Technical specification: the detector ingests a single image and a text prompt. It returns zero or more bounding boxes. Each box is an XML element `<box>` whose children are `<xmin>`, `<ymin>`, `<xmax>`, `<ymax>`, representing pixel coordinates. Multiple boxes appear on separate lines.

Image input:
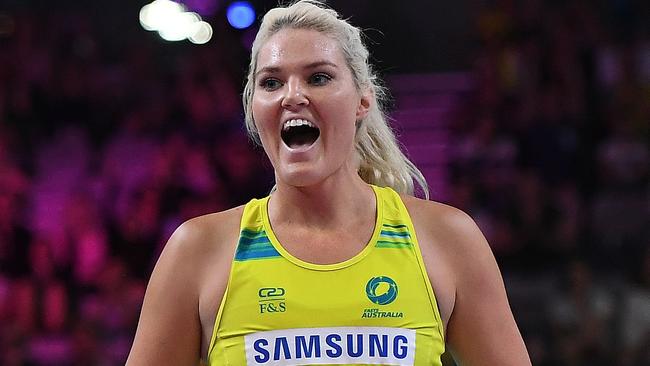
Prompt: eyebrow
<box><xmin>255</xmin><ymin>60</ymin><xmax>339</xmax><ymax>78</ymax></box>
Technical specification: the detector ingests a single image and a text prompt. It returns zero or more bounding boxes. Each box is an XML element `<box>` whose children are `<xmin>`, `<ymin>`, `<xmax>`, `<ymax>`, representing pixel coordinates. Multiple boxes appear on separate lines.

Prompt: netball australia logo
<box><xmin>365</xmin><ymin>276</ymin><xmax>398</xmax><ymax>305</ymax></box>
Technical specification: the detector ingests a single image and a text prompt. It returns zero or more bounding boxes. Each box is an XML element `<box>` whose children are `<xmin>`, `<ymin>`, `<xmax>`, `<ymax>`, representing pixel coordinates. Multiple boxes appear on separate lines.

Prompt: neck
<box><xmin>269</xmin><ymin>171</ymin><xmax>375</xmax><ymax>230</ymax></box>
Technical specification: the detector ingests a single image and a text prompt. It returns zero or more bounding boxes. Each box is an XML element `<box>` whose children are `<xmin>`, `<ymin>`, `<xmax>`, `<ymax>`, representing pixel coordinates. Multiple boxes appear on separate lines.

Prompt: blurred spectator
<box><xmin>27</xmin><ymin>280</ymin><xmax>73</xmax><ymax>365</ymax></box>
<box><xmin>548</xmin><ymin>260</ymin><xmax>615</xmax><ymax>365</ymax></box>
<box><xmin>620</xmin><ymin>247</ymin><xmax>650</xmax><ymax>366</ymax></box>
<box><xmin>0</xmin><ymin>131</ymin><xmax>31</xmax><ymax>277</ymax></box>
<box><xmin>78</xmin><ymin>258</ymin><xmax>144</xmax><ymax>364</ymax></box>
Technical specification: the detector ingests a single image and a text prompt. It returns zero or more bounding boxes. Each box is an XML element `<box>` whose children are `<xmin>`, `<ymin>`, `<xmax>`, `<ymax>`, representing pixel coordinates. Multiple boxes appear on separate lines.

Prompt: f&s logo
<box><xmin>365</xmin><ymin>276</ymin><xmax>398</xmax><ymax>305</ymax></box>
<box><xmin>258</xmin><ymin>287</ymin><xmax>286</xmax><ymax>314</ymax></box>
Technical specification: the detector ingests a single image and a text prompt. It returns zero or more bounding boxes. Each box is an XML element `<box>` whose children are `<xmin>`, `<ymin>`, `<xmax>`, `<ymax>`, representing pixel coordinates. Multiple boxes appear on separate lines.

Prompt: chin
<box><xmin>276</xmin><ymin>160</ymin><xmax>357</xmax><ymax>190</ymax></box>
<box><xmin>276</xmin><ymin>168</ymin><xmax>325</xmax><ymax>189</ymax></box>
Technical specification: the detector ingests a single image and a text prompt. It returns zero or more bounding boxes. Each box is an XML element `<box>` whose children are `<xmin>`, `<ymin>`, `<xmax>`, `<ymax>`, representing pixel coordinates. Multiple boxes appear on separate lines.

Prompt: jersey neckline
<box><xmin>260</xmin><ymin>185</ymin><xmax>384</xmax><ymax>271</ymax></box>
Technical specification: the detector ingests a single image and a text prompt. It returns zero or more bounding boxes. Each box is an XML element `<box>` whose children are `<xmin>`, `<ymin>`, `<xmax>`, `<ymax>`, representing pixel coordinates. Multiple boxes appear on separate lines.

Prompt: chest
<box><xmin>272</xmin><ymin>225</ymin><xmax>375</xmax><ymax>265</ymax></box>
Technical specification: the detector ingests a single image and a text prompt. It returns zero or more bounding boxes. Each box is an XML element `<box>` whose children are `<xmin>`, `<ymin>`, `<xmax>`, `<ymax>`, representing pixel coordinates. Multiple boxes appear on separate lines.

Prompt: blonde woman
<box><xmin>127</xmin><ymin>1</ymin><xmax>531</xmax><ymax>365</ymax></box>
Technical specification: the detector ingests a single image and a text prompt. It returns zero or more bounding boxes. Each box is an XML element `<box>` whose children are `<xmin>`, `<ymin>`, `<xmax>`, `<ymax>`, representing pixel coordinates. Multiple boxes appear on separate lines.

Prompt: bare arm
<box><xmin>126</xmin><ymin>221</ymin><xmax>203</xmax><ymax>365</ymax></box>
<box><xmin>443</xmin><ymin>209</ymin><xmax>531</xmax><ymax>365</ymax></box>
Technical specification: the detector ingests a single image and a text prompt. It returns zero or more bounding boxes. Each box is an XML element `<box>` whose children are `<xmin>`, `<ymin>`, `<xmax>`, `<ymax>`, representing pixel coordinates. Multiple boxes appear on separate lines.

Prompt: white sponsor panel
<box><xmin>244</xmin><ymin>326</ymin><xmax>415</xmax><ymax>365</ymax></box>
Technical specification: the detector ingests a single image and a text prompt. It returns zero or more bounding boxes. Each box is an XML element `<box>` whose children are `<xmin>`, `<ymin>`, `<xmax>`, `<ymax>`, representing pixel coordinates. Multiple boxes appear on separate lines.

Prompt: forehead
<box><xmin>256</xmin><ymin>28</ymin><xmax>346</xmax><ymax>69</ymax></box>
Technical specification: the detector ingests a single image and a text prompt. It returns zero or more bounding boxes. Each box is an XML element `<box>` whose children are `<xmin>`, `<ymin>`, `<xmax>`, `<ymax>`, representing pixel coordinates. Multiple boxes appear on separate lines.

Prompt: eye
<box><xmin>309</xmin><ymin>73</ymin><xmax>332</xmax><ymax>86</ymax></box>
<box><xmin>259</xmin><ymin>78</ymin><xmax>282</xmax><ymax>91</ymax></box>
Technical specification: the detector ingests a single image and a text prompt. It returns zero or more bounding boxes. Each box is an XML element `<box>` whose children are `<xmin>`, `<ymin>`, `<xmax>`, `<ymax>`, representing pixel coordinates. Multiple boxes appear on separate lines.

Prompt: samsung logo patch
<box><xmin>244</xmin><ymin>326</ymin><xmax>415</xmax><ymax>365</ymax></box>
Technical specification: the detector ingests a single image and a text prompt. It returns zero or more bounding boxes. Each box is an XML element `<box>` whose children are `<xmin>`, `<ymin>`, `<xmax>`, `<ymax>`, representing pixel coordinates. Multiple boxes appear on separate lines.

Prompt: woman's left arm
<box><xmin>441</xmin><ymin>209</ymin><xmax>531</xmax><ymax>365</ymax></box>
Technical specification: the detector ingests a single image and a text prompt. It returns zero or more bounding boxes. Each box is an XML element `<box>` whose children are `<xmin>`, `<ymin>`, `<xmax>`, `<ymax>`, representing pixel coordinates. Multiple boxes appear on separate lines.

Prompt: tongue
<box><xmin>289</xmin><ymin>134</ymin><xmax>316</xmax><ymax>149</ymax></box>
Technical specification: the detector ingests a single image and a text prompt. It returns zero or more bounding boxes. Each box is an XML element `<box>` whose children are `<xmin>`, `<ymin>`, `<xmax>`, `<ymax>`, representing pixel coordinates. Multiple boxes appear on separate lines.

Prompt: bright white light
<box><xmin>188</xmin><ymin>21</ymin><xmax>213</xmax><ymax>44</ymax></box>
<box><xmin>139</xmin><ymin>4</ymin><xmax>154</xmax><ymax>30</ymax></box>
<box><xmin>139</xmin><ymin>0</ymin><xmax>185</xmax><ymax>32</ymax></box>
<box><xmin>140</xmin><ymin>0</ymin><xmax>213</xmax><ymax>43</ymax></box>
<box><xmin>158</xmin><ymin>11</ymin><xmax>201</xmax><ymax>41</ymax></box>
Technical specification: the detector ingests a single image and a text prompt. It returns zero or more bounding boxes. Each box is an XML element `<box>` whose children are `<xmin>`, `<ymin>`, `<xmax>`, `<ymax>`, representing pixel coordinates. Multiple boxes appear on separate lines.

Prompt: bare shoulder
<box><xmin>153</xmin><ymin>206</ymin><xmax>244</xmax><ymax>287</ymax></box>
<box><xmin>126</xmin><ymin>205</ymin><xmax>245</xmax><ymax>365</ymax></box>
<box><xmin>400</xmin><ymin>195</ymin><xmax>505</xmax><ymax>307</ymax></box>
<box><xmin>167</xmin><ymin>205</ymin><xmax>245</xmax><ymax>257</ymax></box>
<box><xmin>400</xmin><ymin>195</ymin><xmax>491</xmax><ymax>330</ymax></box>
<box><xmin>401</xmin><ymin>195</ymin><xmax>489</xmax><ymax>261</ymax></box>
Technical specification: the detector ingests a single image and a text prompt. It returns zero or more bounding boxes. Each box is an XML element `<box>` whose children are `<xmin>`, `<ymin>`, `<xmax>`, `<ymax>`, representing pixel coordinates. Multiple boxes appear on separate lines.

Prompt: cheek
<box><xmin>325</xmin><ymin>94</ymin><xmax>361</xmax><ymax>136</ymax></box>
<box><xmin>252</xmin><ymin>98</ymin><xmax>274</xmax><ymax>137</ymax></box>
<box><xmin>251</xmin><ymin>100</ymin><xmax>279</xmax><ymax>161</ymax></box>
<box><xmin>325</xmin><ymin>115</ymin><xmax>357</xmax><ymax>156</ymax></box>
<box><xmin>251</xmin><ymin>97</ymin><xmax>263</xmax><ymax>127</ymax></box>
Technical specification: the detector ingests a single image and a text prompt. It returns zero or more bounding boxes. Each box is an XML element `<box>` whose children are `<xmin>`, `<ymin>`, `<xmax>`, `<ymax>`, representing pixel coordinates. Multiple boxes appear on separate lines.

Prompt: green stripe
<box><xmin>238</xmin><ymin>242</ymin><xmax>274</xmax><ymax>251</ymax></box>
<box><xmin>240</xmin><ymin>228</ymin><xmax>265</xmax><ymax>238</ymax></box>
<box><xmin>376</xmin><ymin>240</ymin><xmax>411</xmax><ymax>248</ymax></box>
<box><xmin>235</xmin><ymin>229</ymin><xmax>281</xmax><ymax>261</ymax></box>
<box><xmin>376</xmin><ymin>236</ymin><xmax>411</xmax><ymax>243</ymax></box>
<box><xmin>382</xmin><ymin>223</ymin><xmax>408</xmax><ymax>229</ymax></box>
<box><xmin>235</xmin><ymin>247</ymin><xmax>281</xmax><ymax>261</ymax></box>
<box><xmin>380</xmin><ymin>230</ymin><xmax>411</xmax><ymax>238</ymax></box>
<box><xmin>381</xmin><ymin>228</ymin><xmax>410</xmax><ymax>234</ymax></box>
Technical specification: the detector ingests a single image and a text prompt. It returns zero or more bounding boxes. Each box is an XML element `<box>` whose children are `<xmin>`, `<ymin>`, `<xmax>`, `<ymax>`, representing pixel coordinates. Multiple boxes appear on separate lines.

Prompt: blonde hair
<box><xmin>242</xmin><ymin>0</ymin><xmax>429</xmax><ymax>198</ymax></box>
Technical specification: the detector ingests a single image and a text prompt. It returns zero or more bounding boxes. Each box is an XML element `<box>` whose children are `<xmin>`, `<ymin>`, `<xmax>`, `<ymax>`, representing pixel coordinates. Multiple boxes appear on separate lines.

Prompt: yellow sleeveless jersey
<box><xmin>207</xmin><ymin>185</ymin><xmax>445</xmax><ymax>365</ymax></box>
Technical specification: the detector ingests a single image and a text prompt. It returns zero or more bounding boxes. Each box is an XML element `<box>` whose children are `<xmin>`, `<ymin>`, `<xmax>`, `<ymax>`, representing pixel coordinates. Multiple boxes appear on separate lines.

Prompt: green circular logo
<box><xmin>365</xmin><ymin>276</ymin><xmax>398</xmax><ymax>305</ymax></box>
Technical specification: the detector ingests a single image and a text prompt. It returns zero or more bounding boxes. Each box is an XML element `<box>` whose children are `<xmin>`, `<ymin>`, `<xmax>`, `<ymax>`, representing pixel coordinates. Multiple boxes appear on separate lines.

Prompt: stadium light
<box><xmin>139</xmin><ymin>0</ymin><xmax>213</xmax><ymax>44</ymax></box>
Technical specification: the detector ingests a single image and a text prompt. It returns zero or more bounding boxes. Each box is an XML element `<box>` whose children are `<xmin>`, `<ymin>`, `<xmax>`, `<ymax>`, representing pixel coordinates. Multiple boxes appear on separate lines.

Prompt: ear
<box><xmin>355</xmin><ymin>88</ymin><xmax>372</xmax><ymax>120</ymax></box>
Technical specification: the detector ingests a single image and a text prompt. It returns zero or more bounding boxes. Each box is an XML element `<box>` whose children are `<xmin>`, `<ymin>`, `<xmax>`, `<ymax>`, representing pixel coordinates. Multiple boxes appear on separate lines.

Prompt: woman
<box><xmin>127</xmin><ymin>1</ymin><xmax>531</xmax><ymax>365</ymax></box>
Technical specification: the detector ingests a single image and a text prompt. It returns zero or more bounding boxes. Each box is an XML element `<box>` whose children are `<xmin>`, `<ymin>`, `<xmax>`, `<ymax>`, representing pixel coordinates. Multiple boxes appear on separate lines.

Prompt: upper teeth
<box><xmin>283</xmin><ymin>119</ymin><xmax>315</xmax><ymax>131</ymax></box>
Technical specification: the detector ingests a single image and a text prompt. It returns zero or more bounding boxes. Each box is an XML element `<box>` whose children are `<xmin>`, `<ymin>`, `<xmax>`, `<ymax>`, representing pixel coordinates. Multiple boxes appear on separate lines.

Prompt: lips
<box><xmin>281</xmin><ymin>118</ymin><xmax>320</xmax><ymax>149</ymax></box>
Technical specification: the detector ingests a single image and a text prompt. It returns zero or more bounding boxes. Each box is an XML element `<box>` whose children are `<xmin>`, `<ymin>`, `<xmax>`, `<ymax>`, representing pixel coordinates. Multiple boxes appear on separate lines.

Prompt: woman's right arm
<box><xmin>126</xmin><ymin>220</ymin><xmax>204</xmax><ymax>365</ymax></box>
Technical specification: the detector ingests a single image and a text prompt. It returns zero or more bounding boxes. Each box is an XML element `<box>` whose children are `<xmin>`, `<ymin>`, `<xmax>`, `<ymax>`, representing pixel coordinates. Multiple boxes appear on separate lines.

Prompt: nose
<box><xmin>281</xmin><ymin>79</ymin><xmax>308</xmax><ymax>109</ymax></box>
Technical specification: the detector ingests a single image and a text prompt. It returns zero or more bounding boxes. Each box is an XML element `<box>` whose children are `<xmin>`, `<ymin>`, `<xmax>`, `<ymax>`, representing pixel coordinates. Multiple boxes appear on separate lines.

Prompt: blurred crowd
<box><xmin>0</xmin><ymin>6</ymin><xmax>273</xmax><ymax>365</ymax></box>
<box><xmin>0</xmin><ymin>0</ymin><xmax>648</xmax><ymax>365</ymax></box>
<box><xmin>446</xmin><ymin>0</ymin><xmax>648</xmax><ymax>365</ymax></box>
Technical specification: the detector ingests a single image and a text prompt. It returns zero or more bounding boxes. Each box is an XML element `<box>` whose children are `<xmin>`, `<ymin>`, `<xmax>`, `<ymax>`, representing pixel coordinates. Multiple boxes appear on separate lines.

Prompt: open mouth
<box><xmin>281</xmin><ymin>119</ymin><xmax>320</xmax><ymax>149</ymax></box>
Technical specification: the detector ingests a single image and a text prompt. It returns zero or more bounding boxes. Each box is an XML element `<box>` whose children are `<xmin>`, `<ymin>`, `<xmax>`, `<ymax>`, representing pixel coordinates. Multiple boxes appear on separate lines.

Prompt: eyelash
<box><xmin>309</xmin><ymin>73</ymin><xmax>332</xmax><ymax>86</ymax></box>
<box><xmin>260</xmin><ymin>78</ymin><xmax>281</xmax><ymax>91</ymax></box>
<box><xmin>258</xmin><ymin>73</ymin><xmax>333</xmax><ymax>91</ymax></box>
